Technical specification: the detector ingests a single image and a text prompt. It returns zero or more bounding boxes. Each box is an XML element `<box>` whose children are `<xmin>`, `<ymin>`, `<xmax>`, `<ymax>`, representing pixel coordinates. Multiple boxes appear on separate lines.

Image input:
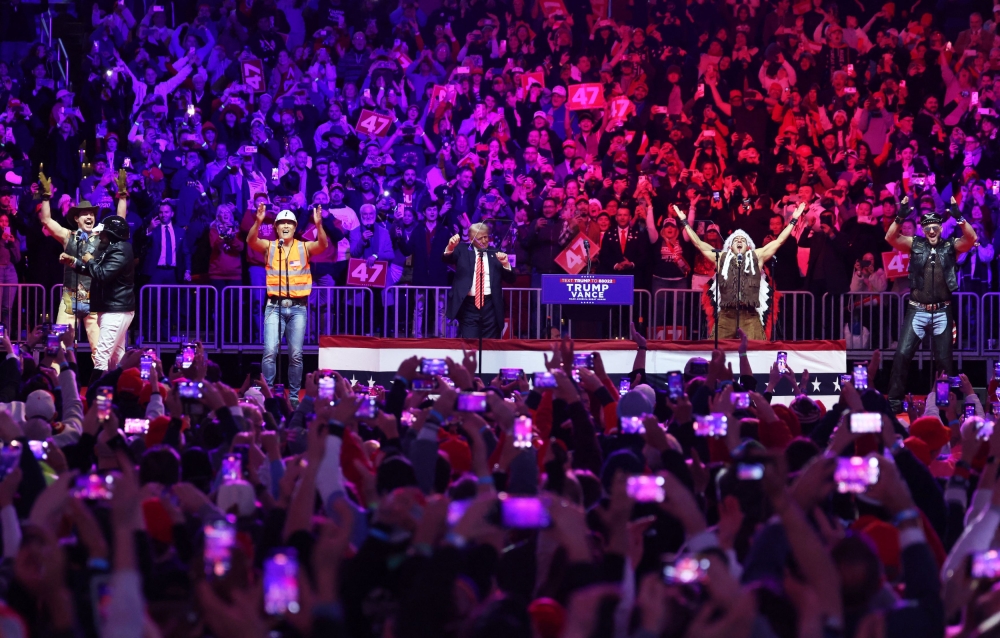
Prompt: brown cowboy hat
<box><xmin>68</xmin><ymin>200</ymin><xmax>99</xmax><ymax>216</ymax></box>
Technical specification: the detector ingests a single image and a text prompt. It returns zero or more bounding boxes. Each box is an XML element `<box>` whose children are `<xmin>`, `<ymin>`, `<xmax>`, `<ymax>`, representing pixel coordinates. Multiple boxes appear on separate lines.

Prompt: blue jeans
<box><xmin>263</xmin><ymin>301</ymin><xmax>307</xmax><ymax>405</ymax></box>
<box><xmin>888</xmin><ymin>304</ymin><xmax>953</xmax><ymax>400</ymax></box>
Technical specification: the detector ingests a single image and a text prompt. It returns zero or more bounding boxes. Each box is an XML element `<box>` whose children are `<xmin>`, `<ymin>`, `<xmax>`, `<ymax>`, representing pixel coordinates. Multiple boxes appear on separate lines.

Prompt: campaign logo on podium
<box><xmin>541</xmin><ymin>274</ymin><xmax>634</xmax><ymax>305</ymax></box>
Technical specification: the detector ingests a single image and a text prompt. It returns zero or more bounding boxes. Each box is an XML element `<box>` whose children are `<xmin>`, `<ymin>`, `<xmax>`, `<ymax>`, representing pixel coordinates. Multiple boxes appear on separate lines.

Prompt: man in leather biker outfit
<box><xmin>885</xmin><ymin>209</ymin><xmax>977</xmax><ymax>412</ymax></box>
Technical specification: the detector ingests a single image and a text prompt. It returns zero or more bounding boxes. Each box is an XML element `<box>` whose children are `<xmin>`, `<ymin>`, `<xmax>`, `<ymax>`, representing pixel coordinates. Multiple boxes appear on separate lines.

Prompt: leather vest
<box><xmin>63</xmin><ymin>233</ymin><xmax>99</xmax><ymax>298</ymax></box>
<box><xmin>909</xmin><ymin>236</ymin><xmax>958</xmax><ymax>294</ymax></box>
<box><xmin>717</xmin><ymin>251</ymin><xmax>761</xmax><ymax>308</ymax></box>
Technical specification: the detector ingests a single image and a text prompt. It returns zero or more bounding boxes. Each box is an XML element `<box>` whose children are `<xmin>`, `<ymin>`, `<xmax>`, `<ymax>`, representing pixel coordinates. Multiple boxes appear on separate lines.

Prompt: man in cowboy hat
<box><xmin>38</xmin><ymin>170</ymin><xmax>129</xmax><ymax>351</ymax></box>
<box><xmin>58</xmin><ymin>212</ymin><xmax>136</xmax><ymax>382</ymax></box>
<box><xmin>674</xmin><ymin>203</ymin><xmax>805</xmax><ymax>339</ymax></box>
<box><xmin>885</xmin><ymin>207</ymin><xmax>977</xmax><ymax>411</ymax></box>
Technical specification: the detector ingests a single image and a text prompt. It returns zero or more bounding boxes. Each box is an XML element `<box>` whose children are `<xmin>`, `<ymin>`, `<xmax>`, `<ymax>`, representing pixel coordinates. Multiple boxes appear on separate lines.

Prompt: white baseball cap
<box><xmin>275</xmin><ymin>209</ymin><xmax>297</xmax><ymax>225</ymax></box>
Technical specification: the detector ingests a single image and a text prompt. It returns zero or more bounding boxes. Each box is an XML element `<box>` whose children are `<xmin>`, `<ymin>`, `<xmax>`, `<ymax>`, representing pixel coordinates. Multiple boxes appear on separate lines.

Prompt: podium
<box><xmin>540</xmin><ymin>275</ymin><xmax>635</xmax><ymax>337</ymax></box>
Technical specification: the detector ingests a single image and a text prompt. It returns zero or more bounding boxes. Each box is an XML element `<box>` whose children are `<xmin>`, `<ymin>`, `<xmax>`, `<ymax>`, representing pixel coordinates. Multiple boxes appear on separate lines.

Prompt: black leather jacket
<box><xmin>909</xmin><ymin>236</ymin><xmax>958</xmax><ymax>294</ymax></box>
<box><xmin>74</xmin><ymin>240</ymin><xmax>135</xmax><ymax>312</ymax></box>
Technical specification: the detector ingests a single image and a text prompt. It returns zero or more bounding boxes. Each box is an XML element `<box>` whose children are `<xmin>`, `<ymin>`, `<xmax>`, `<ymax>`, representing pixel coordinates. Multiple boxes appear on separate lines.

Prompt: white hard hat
<box><xmin>274</xmin><ymin>209</ymin><xmax>297</xmax><ymax>225</ymax></box>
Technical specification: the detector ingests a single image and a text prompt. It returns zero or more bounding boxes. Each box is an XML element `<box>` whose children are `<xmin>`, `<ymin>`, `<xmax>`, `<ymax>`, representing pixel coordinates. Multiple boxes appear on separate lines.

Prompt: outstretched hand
<box><xmin>39</xmin><ymin>171</ymin><xmax>53</xmax><ymax>199</ymax></box>
<box><xmin>115</xmin><ymin>168</ymin><xmax>129</xmax><ymax>196</ymax></box>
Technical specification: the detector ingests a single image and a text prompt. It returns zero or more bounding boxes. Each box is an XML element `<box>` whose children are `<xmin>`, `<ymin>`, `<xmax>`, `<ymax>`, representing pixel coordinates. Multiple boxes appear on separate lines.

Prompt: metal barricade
<box><xmin>138</xmin><ymin>285</ymin><xmax>218</xmax><ymax>347</ymax></box>
<box><xmin>650</xmin><ymin>289</ymin><xmax>710</xmax><ymax>341</ymax></box>
<box><xmin>901</xmin><ymin>292</ymin><xmax>980</xmax><ymax>354</ymax></box>
<box><xmin>771</xmin><ymin>291</ymin><xmax>815</xmax><ymax>341</ymax></box>
<box><xmin>383</xmin><ymin>286</ymin><xmax>550</xmax><ymax>340</ymax></box>
<box><xmin>984</xmin><ymin>293</ymin><xmax>1000</xmax><ymax>353</ymax></box>
<box><xmin>543</xmin><ymin>289</ymin><xmax>652</xmax><ymax>340</ymax></box>
<box><xmin>504</xmin><ymin>288</ymin><xmax>541</xmax><ymax>339</ymax></box>
<box><xmin>838</xmin><ymin>292</ymin><xmax>903</xmax><ymax>352</ymax></box>
<box><xmin>0</xmin><ymin>284</ymin><xmax>47</xmax><ymax>341</ymax></box>
<box><xmin>222</xmin><ymin>286</ymin><xmax>372</xmax><ymax>350</ymax></box>
<box><xmin>820</xmin><ymin>292</ymin><xmax>832</xmax><ymax>340</ymax></box>
<box><xmin>383</xmin><ymin>286</ymin><xmax>454</xmax><ymax>338</ymax></box>
<box><xmin>309</xmin><ymin>286</ymin><xmax>374</xmax><ymax>341</ymax></box>
<box><xmin>625</xmin><ymin>289</ymin><xmax>652</xmax><ymax>339</ymax></box>
<box><xmin>222</xmin><ymin>286</ymin><xmax>266</xmax><ymax>349</ymax></box>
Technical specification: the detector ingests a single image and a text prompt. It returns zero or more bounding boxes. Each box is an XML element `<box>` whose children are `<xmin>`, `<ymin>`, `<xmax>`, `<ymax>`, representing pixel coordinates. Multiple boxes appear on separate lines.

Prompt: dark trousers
<box><xmin>458</xmin><ymin>295</ymin><xmax>500</xmax><ymax>338</ymax></box>
<box><xmin>888</xmin><ymin>304</ymin><xmax>953</xmax><ymax>400</ymax></box>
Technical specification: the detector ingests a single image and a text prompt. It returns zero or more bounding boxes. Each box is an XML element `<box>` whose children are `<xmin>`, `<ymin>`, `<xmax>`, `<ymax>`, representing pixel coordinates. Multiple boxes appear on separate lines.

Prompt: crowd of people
<box><xmin>2</xmin><ymin>0</ymin><xmax>1000</xmax><ymax>634</ymax></box>
<box><xmin>0</xmin><ymin>0</ymin><xmax>999</xmax><ymax>346</ymax></box>
<box><xmin>0</xmin><ymin>322</ymin><xmax>999</xmax><ymax>638</ymax></box>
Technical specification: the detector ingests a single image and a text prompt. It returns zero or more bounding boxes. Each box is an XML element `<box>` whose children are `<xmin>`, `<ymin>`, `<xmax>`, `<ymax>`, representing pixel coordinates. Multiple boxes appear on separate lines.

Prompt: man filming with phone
<box><xmin>851</xmin><ymin>253</ymin><xmax>888</xmax><ymax>292</ymax></box>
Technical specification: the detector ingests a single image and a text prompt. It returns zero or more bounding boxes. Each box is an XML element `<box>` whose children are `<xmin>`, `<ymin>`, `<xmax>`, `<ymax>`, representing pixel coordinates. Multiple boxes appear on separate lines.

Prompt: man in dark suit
<box><xmin>599</xmin><ymin>207</ymin><xmax>644</xmax><ymax>274</ymax></box>
<box><xmin>405</xmin><ymin>202</ymin><xmax>451</xmax><ymax>286</ymax></box>
<box><xmin>211</xmin><ymin>153</ymin><xmax>253</xmax><ymax>216</ymax></box>
<box><xmin>142</xmin><ymin>200</ymin><xmax>190</xmax><ymax>284</ymax></box>
<box><xmin>444</xmin><ymin>222</ymin><xmax>516</xmax><ymax>339</ymax></box>
<box><xmin>141</xmin><ymin>200</ymin><xmax>190</xmax><ymax>340</ymax></box>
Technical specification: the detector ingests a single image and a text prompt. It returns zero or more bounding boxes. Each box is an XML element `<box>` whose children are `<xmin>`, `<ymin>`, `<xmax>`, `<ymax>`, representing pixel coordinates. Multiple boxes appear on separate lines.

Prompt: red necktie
<box><xmin>620</xmin><ymin>229</ymin><xmax>627</xmax><ymax>251</ymax></box>
<box><xmin>475</xmin><ymin>251</ymin><xmax>484</xmax><ymax>309</ymax></box>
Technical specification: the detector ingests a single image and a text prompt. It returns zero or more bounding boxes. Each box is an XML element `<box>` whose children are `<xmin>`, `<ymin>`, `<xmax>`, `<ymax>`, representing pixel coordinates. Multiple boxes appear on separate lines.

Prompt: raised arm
<box><xmin>706</xmin><ymin>79</ymin><xmax>733</xmax><ymax>117</ymax></box>
<box><xmin>37</xmin><ymin>172</ymin><xmax>70</xmax><ymax>246</ymax></box>
<box><xmin>953</xmin><ymin>217</ymin><xmax>979</xmax><ymax>253</ymax></box>
<box><xmin>114</xmin><ymin>169</ymin><xmax>128</xmax><ymax>219</ymax></box>
<box><xmin>755</xmin><ymin>203</ymin><xmax>805</xmax><ymax>262</ymax></box>
<box><xmin>304</xmin><ymin>206</ymin><xmax>329</xmax><ymax>256</ymax></box>
<box><xmin>673</xmin><ymin>205</ymin><xmax>716</xmax><ymax>261</ymax></box>
<box><xmin>246</xmin><ymin>203</ymin><xmax>270</xmax><ymax>255</ymax></box>
<box><xmin>645</xmin><ymin>204</ymin><xmax>658</xmax><ymax>243</ymax></box>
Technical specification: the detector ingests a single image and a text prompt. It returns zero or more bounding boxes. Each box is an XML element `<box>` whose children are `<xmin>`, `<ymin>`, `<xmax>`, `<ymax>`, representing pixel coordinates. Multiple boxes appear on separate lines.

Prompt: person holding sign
<box><xmin>443</xmin><ymin>222</ymin><xmax>516</xmax><ymax>339</ymax></box>
<box><xmin>246</xmin><ymin>204</ymin><xmax>328</xmax><ymax>407</ymax></box>
<box><xmin>675</xmin><ymin>203</ymin><xmax>805</xmax><ymax>340</ymax></box>
<box><xmin>885</xmin><ymin>210</ymin><xmax>977</xmax><ymax>412</ymax></box>
<box><xmin>350</xmin><ymin>203</ymin><xmax>398</xmax><ymax>334</ymax></box>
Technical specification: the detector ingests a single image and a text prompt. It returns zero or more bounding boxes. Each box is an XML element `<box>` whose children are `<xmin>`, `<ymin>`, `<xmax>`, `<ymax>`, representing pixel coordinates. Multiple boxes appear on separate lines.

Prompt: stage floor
<box><xmin>319</xmin><ymin>337</ymin><xmax>848</xmax><ymax>405</ymax></box>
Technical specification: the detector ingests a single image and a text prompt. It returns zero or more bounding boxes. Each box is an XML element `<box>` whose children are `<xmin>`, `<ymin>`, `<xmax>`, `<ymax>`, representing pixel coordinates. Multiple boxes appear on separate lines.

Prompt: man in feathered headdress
<box><xmin>674</xmin><ymin>203</ymin><xmax>805</xmax><ymax>339</ymax></box>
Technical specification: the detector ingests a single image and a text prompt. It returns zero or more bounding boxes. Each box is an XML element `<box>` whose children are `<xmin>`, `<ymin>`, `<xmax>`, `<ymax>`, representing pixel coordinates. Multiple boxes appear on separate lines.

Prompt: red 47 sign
<box><xmin>240</xmin><ymin>59</ymin><xmax>266</xmax><ymax>93</ymax></box>
<box><xmin>567</xmin><ymin>84</ymin><xmax>605</xmax><ymax>111</ymax></box>
<box><xmin>355</xmin><ymin>109</ymin><xmax>395</xmax><ymax>137</ymax></box>
<box><xmin>882</xmin><ymin>251</ymin><xmax>910</xmax><ymax>280</ymax></box>
<box><xmin>346</xmin><ymin>258</ymin><xmax>389</xmax><ymax>288</ymax></box>
<box><xmin>609</xmin><ymin>96</ymin><xmax>632</xmax><ymax>122</ymax></box>
<box><xmin>520</xmin><ymin>71</ymin><xmax>545</xmax><ymax>90</ymax></box>
<box><xmin>431</xmin><ymin>84</ymin><xmax>456</xmax><ymax>104</ymax></box>
<box><xmin>539</xmin><ymin>0</ymin><xmax>568</xmax><ymax>16</ymax></box>
<box><xmin>554</xmin><ymin>234</ymin><xmax>595</xmax><ymax>274</ymax></box>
